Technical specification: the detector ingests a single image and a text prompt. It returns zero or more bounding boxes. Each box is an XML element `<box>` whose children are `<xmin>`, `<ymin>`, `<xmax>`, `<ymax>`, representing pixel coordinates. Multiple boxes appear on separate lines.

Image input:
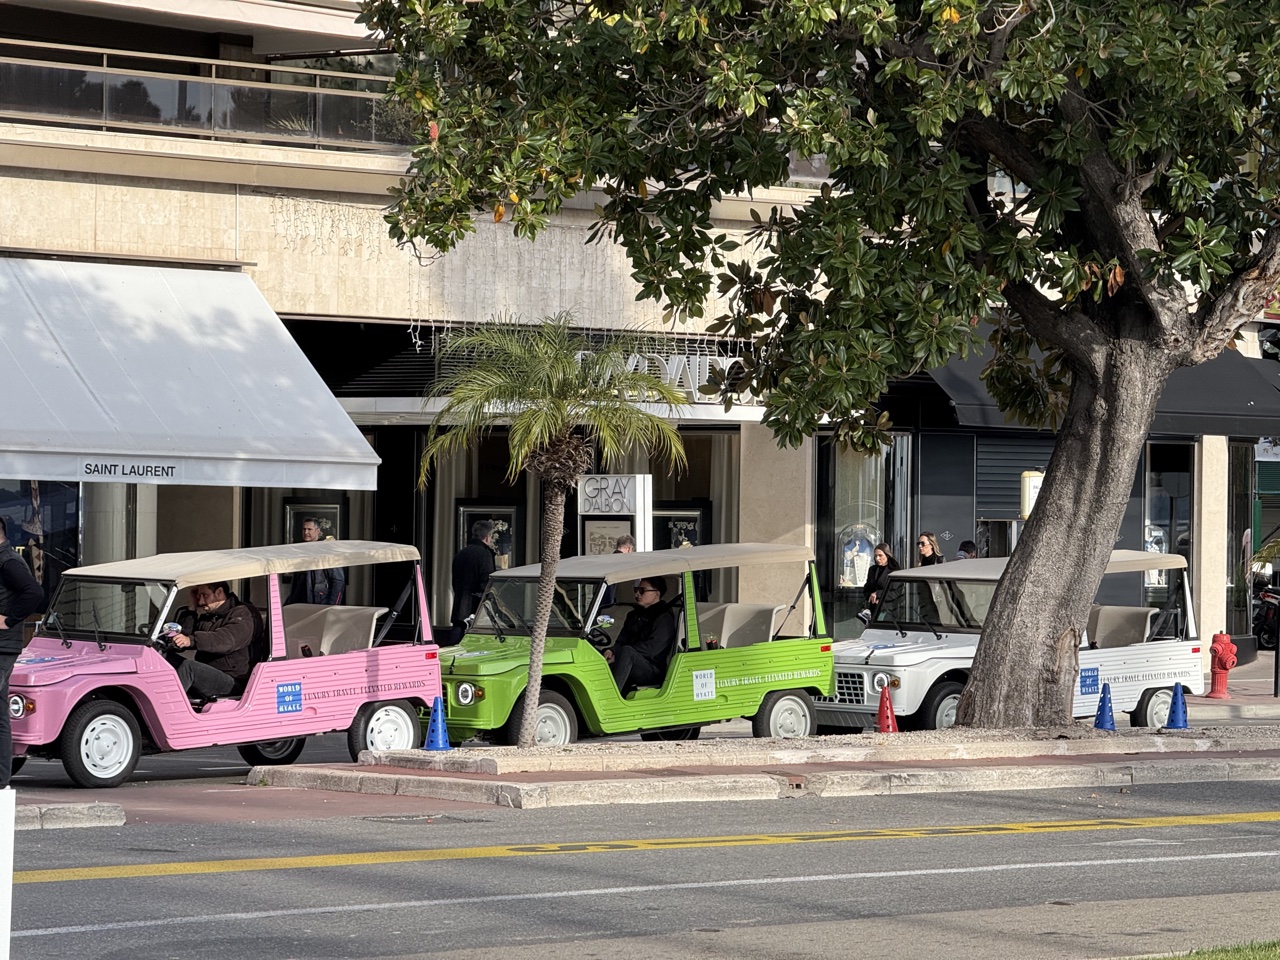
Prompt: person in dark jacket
<box><xmin>167</xmin><ymin>582</ymin><xmax>258</xmax><ymax>699</ymax></box>
<box><xmin>451</xmin><ymin>520</ymin><xmax>496</xmax><ymax>642</ymax></box>
<box><xmin>599</xmin><ymin>533</ymin><xmax>636</xmax><ymax>608</ymax></box>
<box><xmin>0</xmin><ymin>516</ymin><xmax>44</xmax><ymax>787</ymax></box>
<box><xmin>860</xmin><ymin>543</ymin><xmax>900</xmax><ymax>622</ymax></box>
<box><xmin>285</xmin><ymin>517</ymin><xmax>345</xmax><ymax>606</ymax></box>
<box><xmin>603</xmin><ymin>576</ymin><xmax>676</xmax><ymax>693</ymax></box>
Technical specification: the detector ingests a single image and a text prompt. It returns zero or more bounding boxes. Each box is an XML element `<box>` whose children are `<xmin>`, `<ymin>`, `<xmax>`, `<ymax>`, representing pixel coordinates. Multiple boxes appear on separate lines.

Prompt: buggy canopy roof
<box><xmin>889</xmin><ymin>549</ymin><xmax>1187</xmax><ymax>582</ymax></box>
<box><xmin>64</xmin><ymin>541</ymin><xmax>420</xmax><ymax>588</ymax></box>
<box><xmin>492</xmin><ymin>543</ymin><xmax>814</xmax><ymax>585</ymax></box>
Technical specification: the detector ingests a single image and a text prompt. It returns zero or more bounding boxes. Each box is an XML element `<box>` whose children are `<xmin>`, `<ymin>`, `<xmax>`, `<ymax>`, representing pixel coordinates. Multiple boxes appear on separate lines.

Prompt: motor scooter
<box><xmin>1253</xmin><ymin>583</ymin><xmax>1280</xmax><ymax>650</ymax></box>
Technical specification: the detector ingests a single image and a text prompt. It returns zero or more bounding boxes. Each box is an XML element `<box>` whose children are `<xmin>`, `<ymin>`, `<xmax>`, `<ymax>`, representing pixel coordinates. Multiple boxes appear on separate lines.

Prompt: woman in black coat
<box><xmin>861</xmin><ymin>542</ymin><xmax>900</xmax><ymax>622</ymax></box>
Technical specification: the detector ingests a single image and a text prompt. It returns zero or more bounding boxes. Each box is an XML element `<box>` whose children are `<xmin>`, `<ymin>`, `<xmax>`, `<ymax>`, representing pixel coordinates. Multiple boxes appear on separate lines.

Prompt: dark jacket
<box><xmin>917</xmin><ymin>553</ymin><xmax>944</xmax><ymax>567</ymax></box>
<box><xmin>861</xmin><ymin>560</ymin><xmax>900</xmax><ymax>605</ymax></box>
<box><xmin>285</xmin><ymin>566</ymin><xmax>345</xmax><ymax>606</ymax></box>
<box><xmin>0</xmin><ymin>542</ymin><xmax>43</xmax><ymax>655</ymax></box>
<box><xmin>175</xmin><ymin>593</ymin><xmax>258</xmax><ymax>682</ymax></box>
<box><xmin>615</xmin><ymin>601</ymin><xmax>677</xmax><ymax>669</ymax></box>
<box><xmin>451</xmin><ymin>539</ymin><xmax>496</xmax><ymax>625</ymax></box>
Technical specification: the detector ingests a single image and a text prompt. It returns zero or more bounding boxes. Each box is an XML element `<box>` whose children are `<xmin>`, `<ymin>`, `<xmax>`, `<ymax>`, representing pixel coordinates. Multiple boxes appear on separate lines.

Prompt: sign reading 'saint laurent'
<box><xmin>82</xmin><ymin>460</ymin><xmax>179</xmax><ymax>479</ymax></box>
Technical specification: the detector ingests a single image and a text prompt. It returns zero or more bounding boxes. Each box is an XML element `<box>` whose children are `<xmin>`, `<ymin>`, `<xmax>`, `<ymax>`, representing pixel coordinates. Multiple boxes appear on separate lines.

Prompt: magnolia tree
<box><xmin>362</xmin><ymin>0</ymin><xmax>1280</xmax><ymax>726</ymax></box>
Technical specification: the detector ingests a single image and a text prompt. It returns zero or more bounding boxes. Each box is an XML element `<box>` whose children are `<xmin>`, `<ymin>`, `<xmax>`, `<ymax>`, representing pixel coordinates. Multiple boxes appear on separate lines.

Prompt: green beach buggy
<box><xmin>440</xmin><ymin>543</ymin><xmax>834</xmax><ymax>745</ymax></box>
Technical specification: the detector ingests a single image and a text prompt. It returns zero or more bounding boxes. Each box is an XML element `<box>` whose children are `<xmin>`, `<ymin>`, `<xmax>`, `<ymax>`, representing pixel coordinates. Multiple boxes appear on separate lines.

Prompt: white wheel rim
<box><xmin>365</xmin><ymin>706</ymin><xmax>417</xmax><ymax>751</ymax></box>
<box><xmin>936</xmin><ymin>694</ymin><xmax>961</xmax><ymax>729</ymax></box>
<box><xmin>255</xmin><ymin>740</ymin><xmax>299</xmax><ymax>760</ymax></box>
<box><xmin>1149</xmin><ymin>690</ymin><xmax>1173</xmax><ymax>727</ymax></box>
<box><xmin>534</xmin><ymin>703</ymin><xmax>572</xmax><ymax>746</ymax></box>
<box><xmin>770</xmin><ymin>696</ymin><xmax>812</xmax><ymax>737</ymax></box>
<box><xmin>79</xmin><ymin>714</ymin><xmax>134</xmax><ymax>780</ymax></box>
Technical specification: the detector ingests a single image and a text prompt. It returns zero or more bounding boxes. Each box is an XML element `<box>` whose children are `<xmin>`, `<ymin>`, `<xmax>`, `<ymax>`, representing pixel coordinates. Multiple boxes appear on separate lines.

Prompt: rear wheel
<box><xmin>59</xmin><ymin>700</ymin><xmax>141</xmax><ymax>789</ymax></box>
<box><xmin>917</xmin><ymin>681</ymin><xmax>964</xmax><ymax>731</ymax></box>
<box><xmin>347</xmin><ymin>700</ymin><xmax>420</xmax><ymax>761</ymax></box>
<box><xmin>640</xmin><ymin>726</ymin><xmax>702</xmax><ymax>742</ymax></box>
<box><xmin>499</xmin><ymin>690</ymin><xmax>578</xmax><ymax>747</ymax></box>
<box><xmin>237</xmin><ymin>738</ymin><xmax>307</xmax><ymax>766</ymax></box>
<box><xmin>1130</xmin><ymin>688</ymin><xmax>1174</xmax><ymax>728</ymax></box>
<box><xmin>751</xmin><ymin>690</ymin><xmax>814</xmax><ymax>738</ymax></box>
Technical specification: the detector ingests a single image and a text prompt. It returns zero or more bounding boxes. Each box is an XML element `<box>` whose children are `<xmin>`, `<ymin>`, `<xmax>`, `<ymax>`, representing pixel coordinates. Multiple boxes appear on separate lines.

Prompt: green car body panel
<box><xmin>440</xmin><ymin>563</ymin><xmax>834</xmax><ymax>740</ymax></box>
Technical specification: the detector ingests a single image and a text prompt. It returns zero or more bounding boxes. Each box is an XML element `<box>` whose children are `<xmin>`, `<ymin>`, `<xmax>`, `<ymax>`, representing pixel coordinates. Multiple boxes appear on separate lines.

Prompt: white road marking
<box><xmin>15</xmin><ymin>848</ymin><xmax>1280</xmax><ymax>939</ymax></box>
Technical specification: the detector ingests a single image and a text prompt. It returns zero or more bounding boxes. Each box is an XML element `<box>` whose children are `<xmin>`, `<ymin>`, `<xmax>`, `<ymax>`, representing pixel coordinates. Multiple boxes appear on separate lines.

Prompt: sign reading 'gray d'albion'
<box><xmin>82</xmin><ymin>460</ymin><xmax>180</xmax><ymax>479</ymax></box>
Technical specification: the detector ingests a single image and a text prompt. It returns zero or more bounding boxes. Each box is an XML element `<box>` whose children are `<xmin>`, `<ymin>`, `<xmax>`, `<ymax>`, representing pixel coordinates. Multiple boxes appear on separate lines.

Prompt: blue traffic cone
<box><xmin>423</xmin><ymin>695</ymin><xmax>452</xmax><ymax>751</ymax></box>
<box><xmin>1094</xmin><ymin>682</ymin><xmax>1116</xmax><ymax>731</ymax></box>
<box><xmin>1164</xmin><ymin>683</ymin><xmax>1189</xmax><ymax>730</ymax></box>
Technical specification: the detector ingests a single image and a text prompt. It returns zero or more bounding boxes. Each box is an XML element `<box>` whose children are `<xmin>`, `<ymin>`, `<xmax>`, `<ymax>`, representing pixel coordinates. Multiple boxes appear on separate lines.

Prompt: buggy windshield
<box><xmin>45</xmin><ymin>579</ymin><xmax>173</xmax><ymax>643</ymax></box>
<box><xmin>471</xmin><ymin>579</ymin><xmax>603</xmax><ymax>636</ymax></box>
<box><xmin>875</xmin><ymin>579</ymin><xmax>996</xmax><ymax>632</ymax></box>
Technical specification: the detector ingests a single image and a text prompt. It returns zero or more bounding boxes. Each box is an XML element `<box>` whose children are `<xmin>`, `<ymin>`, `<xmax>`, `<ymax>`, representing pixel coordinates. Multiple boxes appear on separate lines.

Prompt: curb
<box><xmin>250</xmin><ymin>753</ymin><xmax>1280</xmax><ymax>809</ymax></box>
<box><xmin>14</xmin><ymin>802</ymin><xmax>125</xmax><ymax>830</ymax></box>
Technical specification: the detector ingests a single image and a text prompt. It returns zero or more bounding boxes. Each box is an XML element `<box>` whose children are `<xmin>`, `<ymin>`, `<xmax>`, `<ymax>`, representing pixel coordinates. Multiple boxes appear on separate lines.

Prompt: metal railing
<box><xmin>0</xmin><ymin>37</ymin><xmax>410</xmax><ymax>151</ymax></box>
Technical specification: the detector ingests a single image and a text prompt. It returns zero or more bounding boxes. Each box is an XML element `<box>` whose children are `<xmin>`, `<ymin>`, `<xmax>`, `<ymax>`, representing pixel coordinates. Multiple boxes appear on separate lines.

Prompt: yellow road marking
<box><xmin>18</xmin><ymin>810</ymin><xmax>1280</xmax><ymax>885</ymax></box>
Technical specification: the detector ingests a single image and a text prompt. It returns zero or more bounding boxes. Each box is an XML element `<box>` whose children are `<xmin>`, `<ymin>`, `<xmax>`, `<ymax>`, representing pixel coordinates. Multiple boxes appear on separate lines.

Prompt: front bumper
<box><xmin>813</xmin><ymin>667</ymin><xmax>877</xmax><ymax>727</ymax></box>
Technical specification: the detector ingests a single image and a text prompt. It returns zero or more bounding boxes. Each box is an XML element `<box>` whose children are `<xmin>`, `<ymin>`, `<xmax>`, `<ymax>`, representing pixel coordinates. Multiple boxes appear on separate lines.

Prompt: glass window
<box><xmin>819</xmin><ymin>440</ymin><xmax>894</xmax><ymax>639</ymax></box>
<box><xmin>45</xmin><ymin>579</ymin><xmax>171</xmax><ymax>643</ymax></box>
<box><xmin>472</xmin><ymin>579</ymin><xmax>603</xmax><ymax>636</ymax></box>
<box><xmin>0</xmin><ymin>479</ymin><xmax>79</xmax><ymax>608</ymax></box>
<box><xmin>1144</xmin><ymin>443</ymin><xmax>1193</xmax><ymax>606</ymax></box>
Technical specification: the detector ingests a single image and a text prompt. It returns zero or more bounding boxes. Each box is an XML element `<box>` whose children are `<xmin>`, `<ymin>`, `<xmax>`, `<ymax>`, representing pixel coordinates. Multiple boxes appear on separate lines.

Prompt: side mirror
<box><xmin>594</xmin><ymin>615</ymin><xmax>615</xmax><ymax>629</ymax></box>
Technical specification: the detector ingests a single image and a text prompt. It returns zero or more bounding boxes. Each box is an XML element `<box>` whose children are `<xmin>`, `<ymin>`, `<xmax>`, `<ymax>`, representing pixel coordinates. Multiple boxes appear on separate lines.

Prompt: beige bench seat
<box><xmin>1085</xmin><ymin>605</ymin><xmax>1159</xmax><ymax>649</ymax></box>
<box><xmin>281</xmin><ymin>603</ymin><xmax>390</xmax><ymax>657</ymax></box>
<box><xmin>695</xmin><ymin>601</ymin><xmax>786</xmax><ymax>649</ymax></box>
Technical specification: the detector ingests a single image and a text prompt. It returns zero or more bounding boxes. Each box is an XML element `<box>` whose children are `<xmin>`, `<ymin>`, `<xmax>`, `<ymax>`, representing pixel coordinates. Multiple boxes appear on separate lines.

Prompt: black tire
<box><xmin>1258</xmin><ymin>627</ymin><xmax>1278</xmax><ymax>651</ymax></box>
<box><xmin>498</xmin><ymin>689</ymin><xmax>578</xmax><ymax>746</ymax></box>
<box><xmin>916</xmin><ymin>681</ymin><xmax>964</xmax><ymax>731</ymax></box>
<box><xmin>59</xmin><ymin>700</ymin><xmax>142</xmax><ymax>788</ymax></box>
<box><xmin>9</xmin><ymin>757</ymin><xmax>25</xmax><ymax>777</ymax></box>
<box><xmin>1130</xmin><ymin>687</ymin><xmax>1174</xmax><ymax>728</ymax></box>
<box><xmin>237</xmin><ymin>738</ymin><xmax>307</xmax><ymax>766</ymax></box>
<box><xmin>751</xmin><ymin>690</ymin><xmax>815</xmax><ymax>738</ymax></box>
<box><xmin>347</xmin><ymin>700</ymin><xmax>420</xmax><ymax>761</ymax></box>
<box><xmin>640</xmin><ymin>726</ymin><xmax>702</xmax><ymax>742</ymax></box>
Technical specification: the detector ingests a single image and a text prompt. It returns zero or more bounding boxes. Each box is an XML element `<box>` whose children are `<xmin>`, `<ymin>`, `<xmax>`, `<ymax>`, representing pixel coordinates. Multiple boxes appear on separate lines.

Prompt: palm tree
<box><xmin>422</xmin><ymin>313</ymin><xmax>688</xmax><ymax>747</ymax></box>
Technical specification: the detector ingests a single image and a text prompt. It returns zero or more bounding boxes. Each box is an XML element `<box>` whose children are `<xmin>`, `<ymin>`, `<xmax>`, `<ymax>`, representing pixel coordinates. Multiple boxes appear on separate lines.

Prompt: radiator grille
<box><xmin>814</xmin><ymin>671</ymin><xmax>866</xmax><ymax>706</ymax></box>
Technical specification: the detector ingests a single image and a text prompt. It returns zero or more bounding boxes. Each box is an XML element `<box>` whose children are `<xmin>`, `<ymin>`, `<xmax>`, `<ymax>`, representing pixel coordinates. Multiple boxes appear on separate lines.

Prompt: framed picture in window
<box><xmin>583</xmin><ymin>519</ymin><xmax>632</xmax><ymax>556</ymax></box>
<box><xmin>283</xmin><ymin>497</ymin><xmax>348</xmax><ymax>545</ymax></box>
<box><xmin>653</xmin><ymin>501</ymin><xmax>711</xmax><ymax>551</ymax></box>
<box><xmin>457</xmin><ymin>500</ymin><xmax>520</xmax><ymax>570</ymax></box>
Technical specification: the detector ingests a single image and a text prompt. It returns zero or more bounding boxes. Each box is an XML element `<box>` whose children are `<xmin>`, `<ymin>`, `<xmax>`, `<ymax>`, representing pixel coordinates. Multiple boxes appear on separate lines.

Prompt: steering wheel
<box><xmin>586</xmin><ymin>627</ymin><xmax>614</xmax><ymax>650</ymax></box>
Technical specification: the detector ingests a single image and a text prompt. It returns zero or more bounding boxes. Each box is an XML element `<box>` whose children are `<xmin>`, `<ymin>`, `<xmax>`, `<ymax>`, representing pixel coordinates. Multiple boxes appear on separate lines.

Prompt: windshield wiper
<box><xmin>45</xmin><ymin>611</ymin><xmax>70</xmax><ymax>648</ymax></box>
<box><xmin>920</xmin><ymin>614</ymin><xmax>944</xmax><ymax>642</ymax></box>
<box><xmin>90</xmin><ymin>603</ymin><xmax>107</xmax><ymax>651</ymax></box>
<box><xmin>481</xmin><ymin>594</ymin><xmax>508</xmax><ymax>644</ymax></box>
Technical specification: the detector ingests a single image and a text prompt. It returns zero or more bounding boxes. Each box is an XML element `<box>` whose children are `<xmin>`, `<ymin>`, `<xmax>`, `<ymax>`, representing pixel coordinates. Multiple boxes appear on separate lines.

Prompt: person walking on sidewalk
<box><xmin>916</xmin><ymin>532</ymin><xmax>944</xmax><ymax>566</ymax></box>
<box><xmin>451</xmin><ymin>520</ymin><xmax>497</xmax><ymax>643</ymax></box>
<box><xmin>0</xmin><ymin>516</ymin><xmax>43</xmax><ymax>787</ymax></box>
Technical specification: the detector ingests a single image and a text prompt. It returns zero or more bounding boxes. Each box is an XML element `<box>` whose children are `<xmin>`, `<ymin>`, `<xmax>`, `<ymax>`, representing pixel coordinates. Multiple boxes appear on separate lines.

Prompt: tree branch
<box><xmin>958</xmin><ymin>115</ymin><xmax>1045</xmax><ymax>187</ymax></box>
<box><xmin>1002</xmin><ymin>280</ymin><xmax>1105</xmax><ymax>368</ymax></box>
<box><xmin>1193</xmin><ymin>224</ymin><xmax>1280</xmax><ymax>361</ymax></box>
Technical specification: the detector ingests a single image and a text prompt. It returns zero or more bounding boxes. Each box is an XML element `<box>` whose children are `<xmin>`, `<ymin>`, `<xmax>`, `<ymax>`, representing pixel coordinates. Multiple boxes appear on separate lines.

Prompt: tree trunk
<box><xmin>516</xmin><ymin>482</ymin><xmax>567</xmax><ymax>748</ymax></box>
<box><xmin>956</xmin><ymin>342</ymin><xmax>1178</xmax><ymax>727</ymax></box>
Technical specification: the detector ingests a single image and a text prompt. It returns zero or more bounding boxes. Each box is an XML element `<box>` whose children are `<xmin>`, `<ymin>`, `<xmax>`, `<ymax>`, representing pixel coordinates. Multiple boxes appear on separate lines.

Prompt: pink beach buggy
<box><xmin>10</xmin><ymin>541</ymin><xmax>442</xmax><ymax>787</ymax></box>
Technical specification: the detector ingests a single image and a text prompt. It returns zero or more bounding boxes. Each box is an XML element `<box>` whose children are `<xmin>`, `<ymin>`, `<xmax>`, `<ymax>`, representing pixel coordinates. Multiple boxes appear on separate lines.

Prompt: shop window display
<box><xmin>0</xmin><ymin>479</ymin><xmax>79</xmax><ymax>607</ymax></box>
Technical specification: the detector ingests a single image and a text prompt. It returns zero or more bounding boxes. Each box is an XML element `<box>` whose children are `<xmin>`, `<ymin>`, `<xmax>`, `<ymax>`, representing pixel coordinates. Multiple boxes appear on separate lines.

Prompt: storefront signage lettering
<box><xmin>578</xmin><ymin>475</ymin><xmax>637</xmax><ymax>515</ymax></box>
<box><xmin>575</xmin><ymin>351</ymin><xmax>753</xmax><ymax>404</ymax></box>
<box><xmin>82</xmin><ymin>461</ymin><xmax>178</xmax><ymax>479</ymax></box>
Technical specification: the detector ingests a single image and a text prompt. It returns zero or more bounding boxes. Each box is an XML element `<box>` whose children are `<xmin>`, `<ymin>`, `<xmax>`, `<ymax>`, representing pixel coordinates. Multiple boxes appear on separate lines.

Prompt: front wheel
<box><xmin>752</xmin><ymin>690</ymin><xmax>814</xmax><ymax>738</ymax></box>
<box><xmin>499</xmin><ymin>690</ymin><xmax>578</xmax><ymax>747</ymax></box>
<box><xmin>640</xmin><ymin>726</ymin><xmax>702</xmax><ymax>742</ymax></box>
<box><xmin>1130</xmin><ymin>688</ymin><xmax>1174</xmax><ymax>728</ymax></box>
<box><xmin>59</xmin><ymin>700</ymin><xmax>141</xmax><ymax>788</ymax></box>
<box><xmin>916</xmin><ymin>681</ymin><xmax>964</xmax><ymax>731</ymax></box>
<box><xmin>347</xmin><ymin>700</ymin><xmax>420</xmax><ymax>761</ymax></box>
<box><xmin>237</xmin><ymin>738</ymin><xmax>307</xmax><ymax>766</ymax></box>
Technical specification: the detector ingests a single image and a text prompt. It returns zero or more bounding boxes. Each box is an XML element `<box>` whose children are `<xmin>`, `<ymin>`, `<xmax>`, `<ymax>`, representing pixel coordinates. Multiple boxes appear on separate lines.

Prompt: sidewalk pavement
<box><xmin>251</xmin><ymin>651</ymin><xmax>1280</xmax><ymax>810</ymax></box>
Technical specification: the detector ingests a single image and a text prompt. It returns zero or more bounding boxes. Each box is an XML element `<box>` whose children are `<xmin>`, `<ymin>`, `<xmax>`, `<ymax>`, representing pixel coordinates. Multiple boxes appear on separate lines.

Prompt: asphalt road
<box><xmin>11</xmin><ymin>780</ymin><xmax>1280</xmax><ymax>959</ymax></box>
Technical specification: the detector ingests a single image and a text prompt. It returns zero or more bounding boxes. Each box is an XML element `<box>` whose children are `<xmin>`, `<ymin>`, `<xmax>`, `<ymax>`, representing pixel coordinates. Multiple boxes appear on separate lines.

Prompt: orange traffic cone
<box><xmin>876</xmin><ymin>685</ymin><xmax>899</xmax><ymax>733</ymax></box>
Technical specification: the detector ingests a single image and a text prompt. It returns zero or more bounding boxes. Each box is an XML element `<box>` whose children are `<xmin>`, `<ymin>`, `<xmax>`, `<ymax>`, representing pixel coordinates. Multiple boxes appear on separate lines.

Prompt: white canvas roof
<box><xmin>64</xmin><ymin>541</ymin><xmax>419</xmax><ymax>588</ymax></box>
<box><xmin>492</xmin><ymin>543</ymin><xmax>814</xmax><ymax>584</ymax></box>
<box><xmin>0</xmin><ymin>258</ymin><xmax>380</xmax><ymax>490</ymax></box>
<box><xmin>889</xmin><ymin>549</ymin><xmax>1188</xmax><ymax>582</ymax></box>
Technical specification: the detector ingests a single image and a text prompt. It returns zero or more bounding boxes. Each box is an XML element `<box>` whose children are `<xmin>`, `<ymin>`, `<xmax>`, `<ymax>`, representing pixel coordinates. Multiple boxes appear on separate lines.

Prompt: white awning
<box><xmin>0</xmin><ymin>258</ymin><xmax>380</xmax><ymax>490</ymax></box>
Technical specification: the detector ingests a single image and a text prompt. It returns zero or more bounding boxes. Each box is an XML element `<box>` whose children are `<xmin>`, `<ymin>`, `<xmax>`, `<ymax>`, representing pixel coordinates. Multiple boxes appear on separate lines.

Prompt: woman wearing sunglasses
<box><xmin>916</xmin><ymin>532</ymin><xmax>944</xmax><ymax>567</ymax></box>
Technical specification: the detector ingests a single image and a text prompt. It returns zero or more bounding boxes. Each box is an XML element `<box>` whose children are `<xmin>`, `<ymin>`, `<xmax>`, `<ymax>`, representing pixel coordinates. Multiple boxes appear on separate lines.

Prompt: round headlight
<box><xmin>456</xmin><ymin>682</ymin><xmax>475</xmax><ymax>706</ymax></box>
<box><xmin>871</xmin><ymin>672</ymin><xmax>891</xmax><ymax>692</ymax></box>
<box><xmin>8</xmin><ymin>695</ymin><xmax>24</xmax><ymax>719</ymax></box>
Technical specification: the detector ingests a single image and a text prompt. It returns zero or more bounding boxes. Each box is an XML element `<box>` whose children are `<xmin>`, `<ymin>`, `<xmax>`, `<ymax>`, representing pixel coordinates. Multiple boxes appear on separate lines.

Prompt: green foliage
<box><xmin>420</xmin><ymin>313</ymin><xmax>688</xmax><ymax>485</ymax></box>
<box><xmin>363</xmin><ymin>0</ymin><xmax>1280</xmax><ymax>447</ymax></box>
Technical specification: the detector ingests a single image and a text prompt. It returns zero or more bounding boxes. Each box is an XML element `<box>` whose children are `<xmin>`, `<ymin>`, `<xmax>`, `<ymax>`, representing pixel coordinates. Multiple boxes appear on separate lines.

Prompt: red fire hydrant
<box><xmin>1206</xmin><ymin>632</ymin><xmax>1238</xmax><ymax>699</ymax></box>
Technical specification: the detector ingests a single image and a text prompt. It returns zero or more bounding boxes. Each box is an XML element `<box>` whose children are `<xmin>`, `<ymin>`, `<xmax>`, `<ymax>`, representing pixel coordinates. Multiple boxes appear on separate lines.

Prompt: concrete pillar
<box><xmin>737</xmin><ymin>424</ymin><xmax>813</xmax><ymax>631</ymax></box>
<box><xmin>81</xmin><ymin>483</ymin><xmax>130</xmax><ymax>565</ymax></box>
<box><xmin>156</xmin><ymin>486</ymin><xmax>241</xmax><ymax>554</ymax></box>
<box><xmin>133</xmin><ymin>484</ymin><xmax>158</xmax><ymax>559</ymax></box>
<box><xmin>1193</xmin><ymin>435</ymin><xmax>1229</xmax><ymax>670</ymax></box>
